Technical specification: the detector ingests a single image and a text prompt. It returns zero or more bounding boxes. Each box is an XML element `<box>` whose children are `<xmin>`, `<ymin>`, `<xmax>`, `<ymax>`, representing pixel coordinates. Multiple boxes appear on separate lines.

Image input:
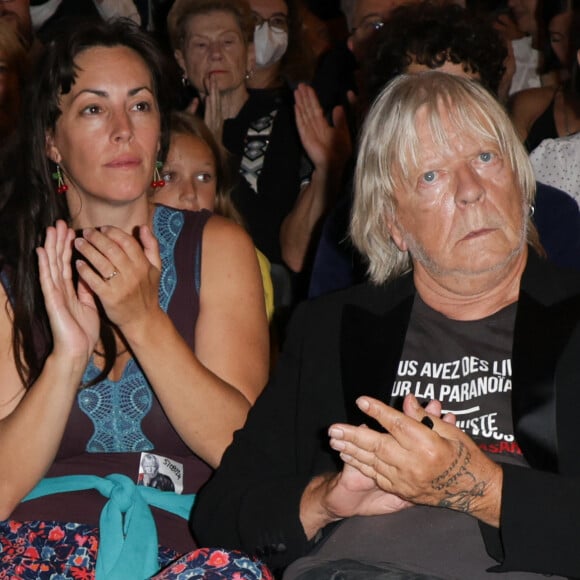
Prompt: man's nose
<box><xmin>455</xmin><ymin>164</ymin><xmax>485</xmax><ymax>207</ymax></box>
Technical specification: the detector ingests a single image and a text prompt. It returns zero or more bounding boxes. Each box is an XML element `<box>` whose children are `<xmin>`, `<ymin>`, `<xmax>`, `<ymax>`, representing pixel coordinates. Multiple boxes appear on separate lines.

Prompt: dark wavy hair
<box><xmin>0</xmin><ymin>18</ymin><xmax>174</xmax><ymax>388</ymax></box>
<box><xmin>364</xmin><ymin>1</ymin><xmax>507</xmax><ymax>105</ymax></box>
<box><xmin>537</xmin><ymin>0</ymin><xmax>578</xmax><ymax>75</ymax></box>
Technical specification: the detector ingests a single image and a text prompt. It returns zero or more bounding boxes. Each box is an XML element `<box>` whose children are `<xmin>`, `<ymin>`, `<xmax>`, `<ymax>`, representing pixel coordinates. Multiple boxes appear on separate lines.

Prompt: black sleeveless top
<box><xmin>525</xmin><ymin>95</ymin><xmax>558</xmax><ymax>152</ymax></box>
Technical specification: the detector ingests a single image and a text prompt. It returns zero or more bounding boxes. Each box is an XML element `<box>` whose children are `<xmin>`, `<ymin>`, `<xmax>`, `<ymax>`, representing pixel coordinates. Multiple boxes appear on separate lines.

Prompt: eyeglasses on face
<box><xmin>252</xmin><ymin>12</ymin><xmax>289</xmax><ymax>32</ymax></box>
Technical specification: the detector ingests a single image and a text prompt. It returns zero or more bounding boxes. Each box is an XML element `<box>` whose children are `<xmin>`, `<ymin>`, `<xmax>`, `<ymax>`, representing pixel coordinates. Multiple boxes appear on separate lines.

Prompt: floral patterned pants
<box><xmin>0</xmin><ymin>521</ymin><xmax>274</xmax><ymax>580</ymax></box>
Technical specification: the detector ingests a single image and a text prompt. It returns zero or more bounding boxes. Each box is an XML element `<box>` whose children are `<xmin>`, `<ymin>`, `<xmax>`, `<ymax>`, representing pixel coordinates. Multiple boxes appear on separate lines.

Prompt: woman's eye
<box><xmin>133</xmin><ymin>101</ymin><xmax>152</xmax><ymax>112</ymax></box>
<box><xmin>222</xmin><ymin>34</ymin><xmax>238</xmax><ymax>46</ymax></box>
<box><xmin>479</xmin><ymin>152</ymin><xmax>494</xmax><ymax>163</ymax></box>
<box><xmin>196</xmin><ymin>172</ymin><xmax>213</xmax><ymax>183</ymax></box>
<box><xmin>82</xmin><ymin>105</ymin><xmax>101</xmax><ymax>115</ymax></box>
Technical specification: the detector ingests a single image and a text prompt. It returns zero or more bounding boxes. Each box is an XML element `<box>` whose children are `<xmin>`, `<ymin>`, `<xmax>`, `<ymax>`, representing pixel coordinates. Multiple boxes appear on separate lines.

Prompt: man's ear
<box><xmin>45</xmin><ymin>132</ymin><xmax>61</xmax><ymax>165</ymax></box>
<box><xmin>387</xmin><ymin>218</ymin><xmax>408</xmax><ymax>252</ymax></box>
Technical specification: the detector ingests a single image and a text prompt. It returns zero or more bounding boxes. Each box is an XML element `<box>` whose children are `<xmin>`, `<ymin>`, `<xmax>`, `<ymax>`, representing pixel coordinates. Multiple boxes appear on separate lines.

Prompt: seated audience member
<box><xmin>152</xmin><ymin>110</ymin><xmax>274</xmax><ymax>320</ymax></box>
<box><xmin>308</xmin><ymin>0</ymin><xmax>580</xmax><ymax>299</ymax></box>
<box><xmin>529</xmin><ymin>32</ymin><xmax>580</xmax><ymax>203</ymax></box>
<box><xmin>508</xmin><ymin>2</ymin><xmax>580</xmax><ymax>151</ymax></box>
<box><xmin>0</xmin><ymin>19</ymin><xmax>269</xmax><ymax>578</ymax></box>
<box><xmin>245</xmin><ymin>0</ymin><xmax>315</xmax><ymax>91</ymax></box>
<box><xmin>192</xmin><ymin>72</ymin><xmax>580</xmax><ymax>579</ymax></box>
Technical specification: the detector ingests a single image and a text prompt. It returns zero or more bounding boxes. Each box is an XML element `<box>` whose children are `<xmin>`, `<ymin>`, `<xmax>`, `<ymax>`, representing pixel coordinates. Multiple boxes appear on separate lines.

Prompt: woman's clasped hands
<box><xmin>37</xmin><ymin>218</ymin><xmax>164</xmax><ymax>356</ymax></box>
<box><xmin>73</xmin><ymin>223</ymin><xmax>162</xmax><ymax>334</ymax></box>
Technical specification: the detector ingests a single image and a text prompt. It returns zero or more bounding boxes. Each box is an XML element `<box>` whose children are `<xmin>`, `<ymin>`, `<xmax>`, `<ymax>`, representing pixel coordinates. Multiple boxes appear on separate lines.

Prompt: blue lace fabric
<box><xmin>78</xmin><ymin>206</ymin><xmax>185</xmax><ymax>453</ymax></box>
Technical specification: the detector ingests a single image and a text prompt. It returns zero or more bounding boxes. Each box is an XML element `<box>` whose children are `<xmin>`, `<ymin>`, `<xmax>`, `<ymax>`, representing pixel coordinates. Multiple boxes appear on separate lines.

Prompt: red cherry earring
<box><xmin>52</xmin><ymin>164</ymin><xmax>68</xmax><ymax>194</ymax></box>
<box><xmin>151</xmin><ymin>160</ymin><xmax>165</xmax><ymax>189</ymax></box>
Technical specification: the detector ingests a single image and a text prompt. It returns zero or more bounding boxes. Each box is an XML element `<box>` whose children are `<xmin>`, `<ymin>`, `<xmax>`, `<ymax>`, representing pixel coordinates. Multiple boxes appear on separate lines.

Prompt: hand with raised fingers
<box><xmin>73</xmin><ymin>224</ymin><xmax>162</xmax><ymax>335</ymax></box>
<box><xmin>294</xmin><ymin>83</ymin><xmax>352</xmax><ymax>172</ymax></box>
<box><xmin>328</xmin><ymin>394</ymin><xmax>502</xmax><ymax>526</ymax></box>
<box><xmin>37</xmin><ymin>220</ymin><xmax>99</xmax><ymax>362</ymax></box>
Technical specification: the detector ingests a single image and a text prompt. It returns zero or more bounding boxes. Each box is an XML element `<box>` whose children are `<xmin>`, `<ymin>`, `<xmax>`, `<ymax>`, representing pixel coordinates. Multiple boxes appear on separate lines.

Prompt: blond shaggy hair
<box><xmin>350</xmin><ymin>72</ymin><xmax>540</xmax><ymax>284</ymax></box>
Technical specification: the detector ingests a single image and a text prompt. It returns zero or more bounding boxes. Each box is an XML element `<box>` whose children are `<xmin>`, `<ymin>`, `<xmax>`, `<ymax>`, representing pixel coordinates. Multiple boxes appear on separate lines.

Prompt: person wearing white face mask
<box><xmin>247</xmin><ymin>0</ymin><xmax>313</xmax><ymax>89</ymax></box>
<box><xmin>254</xmin><ymin>14</ymin><xmax>288</xmax><ymax>68</ymax></box>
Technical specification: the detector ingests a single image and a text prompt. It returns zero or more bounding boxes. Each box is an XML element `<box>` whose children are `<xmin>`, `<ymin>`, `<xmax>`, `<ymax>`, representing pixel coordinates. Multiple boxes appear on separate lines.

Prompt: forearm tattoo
<box><xmin>431</xmin><ymin>442</ymin><xmax>486</xmax><ymax>513</ymax></box>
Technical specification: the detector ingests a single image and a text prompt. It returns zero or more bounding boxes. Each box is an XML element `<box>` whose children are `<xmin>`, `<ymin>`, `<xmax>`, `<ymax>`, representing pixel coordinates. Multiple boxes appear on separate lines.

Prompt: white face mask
<box><xmin>253</xmin><ymin>23</ymin><xmax>288</xmax><ymax>69</ymax></box>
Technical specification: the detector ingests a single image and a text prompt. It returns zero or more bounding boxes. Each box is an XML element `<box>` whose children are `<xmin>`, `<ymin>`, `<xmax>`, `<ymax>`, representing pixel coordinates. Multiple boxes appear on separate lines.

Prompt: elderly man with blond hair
<box><xmin>193</xmin><ymin>73</ymin><xmax>580</xmax><ymax>579</ymax></box>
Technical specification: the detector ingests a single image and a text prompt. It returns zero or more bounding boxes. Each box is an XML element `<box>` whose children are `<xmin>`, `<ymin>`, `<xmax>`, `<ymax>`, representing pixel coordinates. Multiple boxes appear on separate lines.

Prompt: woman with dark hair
<box><xmin>509</xmin><ymin>0</ymin><xmax>580</xmax><ymax>151</ymax></box>
<box><xmin>0</xmin><ymin>17</ymin><xmax>269</xmax><ymax>579</ymax></box>
<box><xmin>530</xmin><ymin>25</ymin><xmax>580</xmax><ymax>203</ymax></box>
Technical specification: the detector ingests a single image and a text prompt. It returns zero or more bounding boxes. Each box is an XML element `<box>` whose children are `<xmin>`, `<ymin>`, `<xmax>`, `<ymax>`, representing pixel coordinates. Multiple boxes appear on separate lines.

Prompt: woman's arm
<box><xmin>0</xmin><ymin>222</ymin><xmax>99</xmax><ymax>518</ymax></box>
<box><xmin>75</xmin><ymin>216</ymin><xmax>269</xmax><ymax>468</ymax></box>
<box><xmin>281</xmin><ymin>84</ymin><xmax>352</xmax><ymax>272</ymax></box>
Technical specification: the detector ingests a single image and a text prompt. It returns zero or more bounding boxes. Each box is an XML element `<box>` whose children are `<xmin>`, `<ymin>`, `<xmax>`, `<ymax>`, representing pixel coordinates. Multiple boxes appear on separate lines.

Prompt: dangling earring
<box><xmin>151</xmin><ymin>160</ymin><xmax>165</xmax><ymax>189</ymax></box>
<box><xmin>181</xmin><ymin>74</ymin><xmax>190</xmax><ymax>88</ymax></box>
<box><xmin>245</xmin><ymin>69</ymin><xmax>254</xmax><ymax>80</ymax></box>
<box><xmin>52</xmin><ymin>164</ymin><xmax>68</xmax><ymax>194</ymax></box>
<box><xmin>529</xmin><ymin>205</ymin><xmax>535</xmax><ymax>217</ymax></box>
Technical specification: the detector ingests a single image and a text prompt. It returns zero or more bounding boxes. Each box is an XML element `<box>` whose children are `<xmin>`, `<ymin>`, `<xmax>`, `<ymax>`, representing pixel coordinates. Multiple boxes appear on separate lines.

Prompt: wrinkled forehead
<box><xmin>397</xmin><ymin>98</ymin><xmax>503</xmax><ymax>180</ymax></box>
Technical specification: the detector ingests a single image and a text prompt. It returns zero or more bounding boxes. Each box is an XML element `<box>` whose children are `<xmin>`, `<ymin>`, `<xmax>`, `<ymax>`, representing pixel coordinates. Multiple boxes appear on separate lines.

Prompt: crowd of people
<box><xmin>1</xmin><ymin>0</ymin><xmax>580</xmax><ymax>578</ymax></box>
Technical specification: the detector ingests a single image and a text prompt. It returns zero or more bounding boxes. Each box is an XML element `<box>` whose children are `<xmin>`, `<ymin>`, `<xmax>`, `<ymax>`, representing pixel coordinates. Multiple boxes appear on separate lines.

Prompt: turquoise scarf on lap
<box><xmin>23</xmin><ymin>474</ymin><xmax>196</xmax><ymax>580</ymax></box>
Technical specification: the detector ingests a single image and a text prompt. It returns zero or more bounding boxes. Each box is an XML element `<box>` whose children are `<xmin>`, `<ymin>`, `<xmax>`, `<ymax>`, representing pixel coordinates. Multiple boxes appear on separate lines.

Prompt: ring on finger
<box><xmin>421</xmin><ymin>416</ymin><xmax>434</xmax><ymax>430</ymax></box>
<box><xmin>103</xmin><ymin>270</ymin><xmax>119</xmax><ymax>282</ymax></box>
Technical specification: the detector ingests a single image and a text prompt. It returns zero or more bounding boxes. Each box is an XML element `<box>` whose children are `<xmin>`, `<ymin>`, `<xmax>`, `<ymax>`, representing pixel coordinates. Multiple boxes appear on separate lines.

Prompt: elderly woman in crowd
<box><xmin>167</xmin><ymin>0</ymin><xmax>350</xmax><ymax>297</ymax></box>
